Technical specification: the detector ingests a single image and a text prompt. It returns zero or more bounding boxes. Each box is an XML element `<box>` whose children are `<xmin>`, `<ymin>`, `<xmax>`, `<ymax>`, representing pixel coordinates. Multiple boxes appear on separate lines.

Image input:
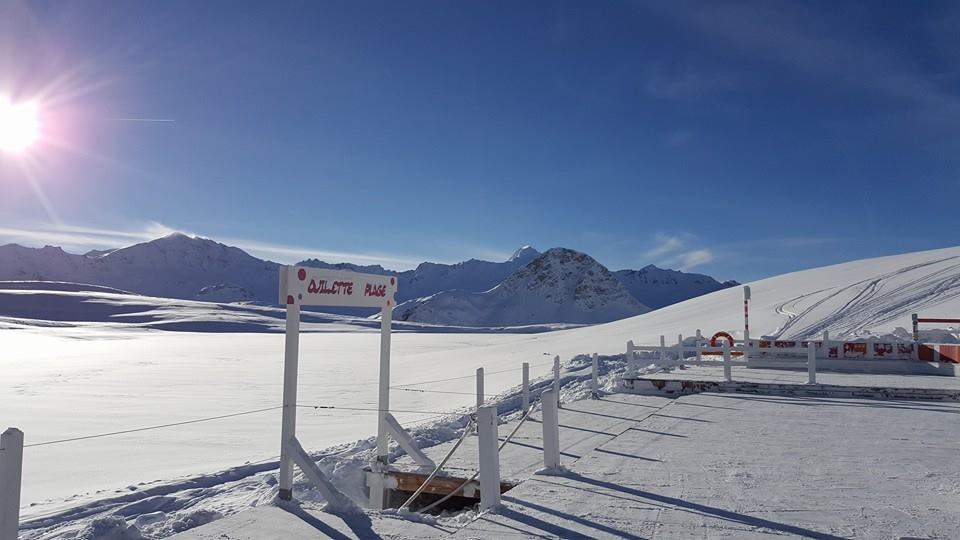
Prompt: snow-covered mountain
<box><xmin>0</xmin><ymin>235</ymin><xmax>731</xmax><ymax>324</ymax></box>
<box><xmin>394</xmin><ymin>248</ymin><xmax>649</xmax><ymax>326</ymax></box>
<box><xmin>0</xmin><ymin>233</ymin><xmax>280</xmax><ymax>303</ymax></box>
<box><xmin>614</xmin><ymin>265</ymin><xmax>738</xmax><ymax>309</ymax></box>
<box><xmin>297</xmin><ymin>245</ymin><xmax>541</xmax><ymax>304</ymax></box>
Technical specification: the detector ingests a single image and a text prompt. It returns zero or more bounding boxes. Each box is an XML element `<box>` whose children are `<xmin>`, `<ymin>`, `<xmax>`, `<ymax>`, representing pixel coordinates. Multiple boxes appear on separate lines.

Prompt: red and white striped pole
<box><xmin>743</xmin><ymin>286</ymin><xmax>751</xmax><ymax>361</ymax></box>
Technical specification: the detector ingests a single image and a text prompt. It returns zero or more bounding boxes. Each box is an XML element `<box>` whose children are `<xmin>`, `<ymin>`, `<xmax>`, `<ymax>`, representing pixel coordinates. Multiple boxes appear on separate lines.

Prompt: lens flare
<box><xmin>0</xmin><ymin>98</ymin><xmax>41</xmax><ymax>153</ymax></box>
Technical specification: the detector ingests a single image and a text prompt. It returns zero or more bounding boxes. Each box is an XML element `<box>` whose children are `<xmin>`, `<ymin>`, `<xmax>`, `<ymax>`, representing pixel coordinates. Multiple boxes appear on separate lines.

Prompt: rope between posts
<box><xmin>23</xmin><ymin>405</ymin><xmax>284</xmax><ymax>448</ymax></box>
<box><xmin>400</xmin><ymin>416</ymin><xmax>477</xmax><ymax>510</ymax></box>
<box><xmin>22</xmin><ymin>360</ymin><xmax>556</xmax><ymax>450</ymax></box>
<box><xmin>393</xmin><ymin>360</ymin><xmax>556</xmax><ymax>388</ymax></box>
<box><xmin>296</xmin><ymin>404</ymin><xmax>456</xmax><ymax>416</ymax></box>
<box><xmin>392</xmin><ymin>387</ymin><xmax>499</xmax><ymax>397</ymax></box>
<box><xmin>418</xmin><ymin>399</ymin><xmax>539</xmax><ymax>513</ymax></box>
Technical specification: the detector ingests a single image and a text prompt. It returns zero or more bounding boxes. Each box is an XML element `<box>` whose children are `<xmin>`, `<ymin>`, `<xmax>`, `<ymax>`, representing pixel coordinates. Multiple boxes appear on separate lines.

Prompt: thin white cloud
<box><xmin>675</xmin><ymin>249</ymin><xmax>715</xmax><ymax>271</ymax></box>
<box><xmin>645</xmin><ymin>234</ymin><xmax>686</xmax><ymax>258</ymax></box>
<box><xmin>642</xmin><ymin>1</ymin><xmax>960</xmax><ymax>120</ymax></box>
<box><xmin>215</xmin><ymin>236</ymin><xmax>425</xmax><ymax>269</ymax></box>
<box><xmin>0</xmin><ymin>222</ymin><xmax>430</xmax><ymax>270</ymax></box>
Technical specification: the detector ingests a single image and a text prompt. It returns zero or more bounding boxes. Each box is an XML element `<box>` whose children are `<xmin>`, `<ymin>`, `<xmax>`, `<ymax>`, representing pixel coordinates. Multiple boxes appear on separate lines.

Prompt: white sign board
<box><xmin>279</xmin><ymin>265</ymin><xmax>396</xmax><ymax>308</ymax></box>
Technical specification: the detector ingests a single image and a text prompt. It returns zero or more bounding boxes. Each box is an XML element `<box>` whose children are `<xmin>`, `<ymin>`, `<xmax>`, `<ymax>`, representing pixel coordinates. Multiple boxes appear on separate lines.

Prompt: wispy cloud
<box><xmin>216</xmin><ymin>236</ymin><xmax>426</xmax><ymax>269</ymax></box>
<box><xmin>642</xmin><ymin>66</ymin><xmax>735</xmax><ymax>101</ymax></box>
<box><xmin>0</xmin><ymin>222</ymin><xmax>176</xmax><ymax>250</ymax></box>
<box><xmin>640</xmin><ymin>0</ymin><xmax>960</xmax><ymax>122</ymax></box>
<box><xmin>0</xmin><ymin>221</ymin><xmax>431</xmax><ymax>270</ymax></box>
<box><xmin>643</xmin><ymin>233</ymin><xmax>715</xmax><ymax>271</ymax></box>
<box><xmin>673</xmin><ymin>249</ymin><xmax>715</xmax><ymax>271</ymax></box>
<box><xmin>644</xmin><ymin>233</ymin><xmax>687</xmax><ymax>258</ymax></box>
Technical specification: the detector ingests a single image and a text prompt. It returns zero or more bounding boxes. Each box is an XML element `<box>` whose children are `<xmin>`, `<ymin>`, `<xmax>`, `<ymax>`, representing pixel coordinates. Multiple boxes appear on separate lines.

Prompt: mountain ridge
<box><xmin>0</xmin><ymin>234</ymin><xmax>734</xmax><ymax>324</ymax></box>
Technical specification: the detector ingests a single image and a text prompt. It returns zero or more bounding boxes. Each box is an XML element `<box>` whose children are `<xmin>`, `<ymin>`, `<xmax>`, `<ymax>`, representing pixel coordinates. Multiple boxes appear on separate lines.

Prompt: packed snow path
<box><xmin>172</xmin><ymin>391</ymin><xmax>960</xmax><ymax>539</ymax></box>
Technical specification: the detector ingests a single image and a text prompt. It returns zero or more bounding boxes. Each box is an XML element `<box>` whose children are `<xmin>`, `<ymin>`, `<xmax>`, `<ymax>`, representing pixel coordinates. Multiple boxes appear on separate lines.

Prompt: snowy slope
<box><xmin>7</xmin><ymin>244</ymin><xmax>960</xmax><ymax>538</ymax></box>
<box><xmin>0</xmin><ymin>281</ymin><xmax>574</xmax><ymax>334</ymax></box>
<box><xmin>394</xmin><ymin>248</ymin><xmax>650</xmax><ymax>326</ymax></box>
<box><xmin>614</xmin><ymin>265</ymin><xmax>738</xmax><ymax>309</ymax></box>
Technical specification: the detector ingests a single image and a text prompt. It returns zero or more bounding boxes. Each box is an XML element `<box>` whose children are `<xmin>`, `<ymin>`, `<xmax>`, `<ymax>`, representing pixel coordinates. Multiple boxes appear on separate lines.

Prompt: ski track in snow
<box><xmin>772</xmin><ymin>256</ymin><xmax>960</xmax><ymax>339</ymax></box>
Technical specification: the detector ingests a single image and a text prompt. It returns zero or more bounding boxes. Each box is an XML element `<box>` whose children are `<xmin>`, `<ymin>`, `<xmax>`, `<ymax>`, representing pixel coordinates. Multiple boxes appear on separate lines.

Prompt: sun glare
<box><xmin>0</xmin><ymin>98</ymin><xmax>41</xmax><ymax>153</ymax></box>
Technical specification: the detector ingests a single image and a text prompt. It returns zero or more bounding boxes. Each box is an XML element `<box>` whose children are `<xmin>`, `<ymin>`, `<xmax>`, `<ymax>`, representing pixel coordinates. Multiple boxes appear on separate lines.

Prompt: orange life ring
<box><xmin>710</xmin><ymin>331</ymin><xmax>735</xmax><ymax>348</ymax></box>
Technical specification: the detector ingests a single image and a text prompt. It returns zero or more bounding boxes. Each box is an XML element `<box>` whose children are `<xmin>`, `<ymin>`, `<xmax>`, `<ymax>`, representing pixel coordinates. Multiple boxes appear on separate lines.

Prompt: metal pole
<box><xmin>553</xmin><ymin>355</ymin><xmax>560</xmax><ymax>404</ymax></box>
<box><xmin>808</xmin><ymin>339</ymin><xmax>817</xmax><ymax>384</ymax></box>
<box><xmin>626</xmin><ymin>340</ymin><xmax>636</xmax><ymax>376</ymax></box>
<box><xmin>476</xmin><ymin>367</ymin><xmax>484</xmax><ymax>411</ymax></box>
<box><xmin>696</xmin><ymin>329</ymin><xmax>702</xmax><ymax>363</ymax></box>
<box><xmin>659</xmin><ymin>335</ymin><xmax>666</xmax><ymax>365</ymax></box>
<box><xmin>541</xmin><ymin>389</ymin><xmax>560</xmax><ymax>470</ymax></box>
<box><xmin>1</xmin><ymin>427</ymin><xmax>24</xmax><ymax>540</ymax></box>
<box><xmin>278</xmin><ymin>301</ymin><xmax>300</xmax><ymax>501</ymax></box>
<box><xmin>477</xmin><ymin>406</ymin><xmax>501</xmax><ymax>511</ymax></box>
<box><xmin>521</xmin><ymin>362</ymin><xmax>530</xmax><ymax>413</ymax></box>
<box><xmin>591</xmin><ymin>353</ymin><xmax>599</xmax><ymax>398</ymax></box>
<box><xmin>743</xmin><ymin>285</ymin><xmax>751</xmax><ymax>363</ymax></box>
<box><xmin>722</xmin><ymin>339</ymin><xmax>732</xmax><ymax>382</ymax></box>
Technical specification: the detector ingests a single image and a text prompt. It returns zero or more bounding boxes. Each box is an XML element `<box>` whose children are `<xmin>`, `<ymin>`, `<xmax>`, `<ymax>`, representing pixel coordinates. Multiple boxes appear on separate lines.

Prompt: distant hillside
<box><xmin>614</xmin><ymin>265</ymin><xmax>738</xmax><ymax>309</ymax></box>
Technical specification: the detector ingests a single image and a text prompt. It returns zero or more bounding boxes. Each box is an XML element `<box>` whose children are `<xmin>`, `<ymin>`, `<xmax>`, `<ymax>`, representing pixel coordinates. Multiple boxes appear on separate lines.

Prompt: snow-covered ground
<box><xmin>6</xmin><ymin>244</ymin><xmax>960</xmax><ymax>538</ymax></box>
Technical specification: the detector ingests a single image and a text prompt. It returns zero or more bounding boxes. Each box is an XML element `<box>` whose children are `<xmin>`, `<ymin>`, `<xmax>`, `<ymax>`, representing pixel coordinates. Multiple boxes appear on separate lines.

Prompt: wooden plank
<box><xmin>386</xmin><ymin>470</ymin><xmax>515</xmax><ymax>496</ymax></box>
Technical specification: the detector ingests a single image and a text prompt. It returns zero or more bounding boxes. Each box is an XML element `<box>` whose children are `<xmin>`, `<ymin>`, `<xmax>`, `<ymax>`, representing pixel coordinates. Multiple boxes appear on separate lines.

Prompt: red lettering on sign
<box><xmin>364</xmin><ymin>283</ymin><xmax>387</xmax><ymax>297</ymax></box>
<box><xmin>307</xmin><ymin>279</ymin><xmax>355</xmax><ymax>296</ymax></box>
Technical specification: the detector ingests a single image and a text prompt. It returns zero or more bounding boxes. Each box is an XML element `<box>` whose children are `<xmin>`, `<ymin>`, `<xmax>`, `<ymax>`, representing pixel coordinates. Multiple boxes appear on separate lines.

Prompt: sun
<box><xmin>0</xmin><ymin>98</ymin><xmax>41</xmax><ymax>153</ymax></box>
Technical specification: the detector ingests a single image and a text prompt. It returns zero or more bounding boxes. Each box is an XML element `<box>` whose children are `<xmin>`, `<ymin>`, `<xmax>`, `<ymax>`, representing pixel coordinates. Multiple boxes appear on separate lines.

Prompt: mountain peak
<box><xmin>508</xmin><ymin>245</ymin><xmax>540</xmax><ymax>263</ymax></box>
<box><xmin>395</xmin><ymin>246</ymin><xmax>648</xmax><ymax>326</ymax></box>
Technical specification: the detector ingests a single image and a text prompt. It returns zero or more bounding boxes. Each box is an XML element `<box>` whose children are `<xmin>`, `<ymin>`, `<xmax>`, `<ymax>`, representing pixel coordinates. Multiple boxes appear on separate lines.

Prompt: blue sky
<box><xmin>0</xmin><ymin>1</ymin><xmax>957</xmax><ymax>281</ymax></box>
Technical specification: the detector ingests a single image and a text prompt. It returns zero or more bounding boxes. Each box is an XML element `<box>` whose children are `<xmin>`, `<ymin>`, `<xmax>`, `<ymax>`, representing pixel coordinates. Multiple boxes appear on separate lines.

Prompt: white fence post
<box><xmin>553</xmin><ymin>355</ymin><xmax>560</xmax><ymax>406</ymax></box>
<box><xmin>696</xmin><ymin>329</ymin><xmax>703</xmax><ymax>363</ymax></box>
<box><xmin>522</xmin><ymin>362</ymin><xmax>530</xmax><ymax>413</ymax></box>
<box><xmin>476</xmin><ymin>367</ymin><xmax>484</xmax><ymax>411</ymax></box>
<box><xmin>807</xmin><ymin>340</ymin><xmax>817</xmax><ymax>384</ymax></box>
<box><xmin>722</xmin><ymin>339</ymin><xmax>732</xmax><ymax>382</ymax></box>
<box><xmin>625</xmin><ymin>340</ymin><xmax>636</xmax><ymax>376</ymax></box>
<box><xmin>1</xmin><ymin>427</ymin><xmax>24</xmax><ymax>540</ymax></box>
<box><xmin>540</xmin><ymin>389</ymin><xmax>560</xmax><ymax>470</ymax></box>
<box><xmin>591</xmin><ymin>353</ymin><xmax>599</xmax><ymax>398</ymax></box>
<box><xmin>477</xmin><ymin>405</ymin><xmax>501</xmax><ymax>511</ymax></box>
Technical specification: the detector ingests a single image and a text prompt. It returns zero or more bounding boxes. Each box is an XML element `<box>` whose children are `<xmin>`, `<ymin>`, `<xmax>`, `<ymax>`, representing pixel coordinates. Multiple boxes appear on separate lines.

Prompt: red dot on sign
<box><xmin>286</xmin><ymin>295</ymin><xmax>295</xmax><ymax>305</ymax></box>
<box><xmin>298</xmin><ymin>269</ymin><xmax>306</xmax><ymax>281</ymax></box>
<box><xmin>390</xmin><ymin>277</ymin><xmax>395</xmax><ymax>286</ymax></box>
